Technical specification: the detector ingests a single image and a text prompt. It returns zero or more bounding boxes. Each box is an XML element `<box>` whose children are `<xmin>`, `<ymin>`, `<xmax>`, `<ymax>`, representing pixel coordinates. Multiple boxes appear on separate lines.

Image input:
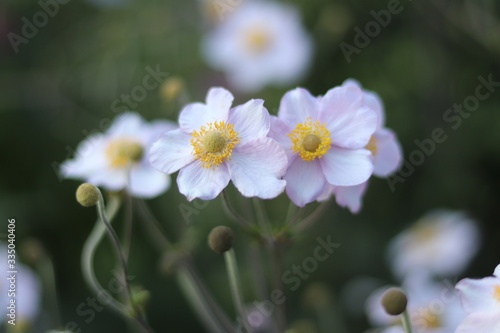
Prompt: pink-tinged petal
<box><xmin>227</xmin><ymin>138</ymin><xmax>287</xmax><ymax>199</ymax></box>
<box><xmin>316</xmin><ymin>184</ymin><xmax>334</xmax><ymax>202</ymax></box>
<box><xmin>334</xmin><ymin>182</ymin><xmax>368</xmax><ymax>214</ymax></box>
<box><xmin>342</xmin><ymin>79</ymin><xmax>385</xmax><ymax>128</ymax></box>
<box><xmin>372</xmin><ymin>128</ymin><xmax>402</xmax><ymax>178</ymax></box>
<box><xmin>319</xmin><ymin>86</ymin><xmax>377</xmax><ymax>149</ymax></box>
<box><xmin>206</xmin><ymin>87</ymin><xmax>234</xmax><ymax>112</ymax></box>
<box><xmin>228</xmin><ymin>99</ymin><xmax>270</xmax><ymax>144</ymax></box>
<box><xmin>456</xmin><ymin>276</ymin><xmax>500</xmax><ymax>313</ymax></box>
<box><xmin>129</xmin><ymin>165</ymin><xmax>171</xmax><ymax>198</ymax></box>
<box><xmin>278</xmin><ymin>88</ymin><xmax>319</xmax><ymax>127</ymax></box>
<box><xmin>107</xmin><ymin>112</ymin><xmax>144</xmax><ymax>137</ymax></box>
<box><xmin>320</xmin><ymin>147</ymin><xmax>373</xmax><ymax>186</ymax></box>
<box><xmin>177</xmin><ymin>160</ymin><xmax>231</xmax><ymax>201</ymax></box>
<box><xmin>268</xmin><ymin>116</ymin><xmax>295</xmax><ymax>162</ymax></box>
<box><xmin>285</xmin><ymin>158</ymin><xmax>327</xmax><ymax>207</ymax></box>
<box><xmin>149</xmin><ymin>129</ymin><xmax>194</xmax><ymax>174</ymax></box>
<box><xmin>456</xmin><ymin>311</ymin><xmax>500</xmax><ymax>333</ymax></box>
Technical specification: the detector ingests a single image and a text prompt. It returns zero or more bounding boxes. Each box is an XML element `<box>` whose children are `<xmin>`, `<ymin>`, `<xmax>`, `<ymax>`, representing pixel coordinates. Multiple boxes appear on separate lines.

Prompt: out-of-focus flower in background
<box><xmin>318</xmin><ymin>79</ymin><xmax>402</xmax><ymax>213</ymax></box>
<box><xmin>387</xmin><ymin>210</ymin><xmax>480</xmax><ymax>279</ymax></box>
<box><xmin>270</xmin><ymin>86</ymin><xmax>377</xmax><ymax>207</ymax></box>
<box><xmin>455</xmin><ymin>263</ymin><xmax>500</xmax><ymax>333</ymax></box>
<box><xmin>201</xmin><ymin>0</ymin><xmax>313</xmax><ymax>93</ymax></box>
<box><xmin>61</xmin><ymin>112</ymin><xmax>175</xmax><ymax>198</ymax></box>
<box><xmin>149</xmin><ymin>87</ymin><xmax>287</xmax><ymax>201</ymax></box>
<box><xmin>366</xmin><ymin>273</ymin><xmax>465</xmax><ymax>333</ymax></box>
<box><xmin>0</xmin><ymin>244</ymin><xmax>41</xmax><ymax>330</ymax></box>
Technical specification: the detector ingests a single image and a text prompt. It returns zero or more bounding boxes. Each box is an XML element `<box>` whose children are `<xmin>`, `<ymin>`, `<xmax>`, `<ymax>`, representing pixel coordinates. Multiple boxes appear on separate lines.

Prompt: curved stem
<box><xmin>81</xmin><ymin>195</ymin><xmax>128</xmax><ymax>315</ymax></box>
<box><xmin>293</xmin><ymin>200</ymin><xmax>331</xmax><ymax>233</ymax></box>
<box><xmin>402</xmin><ymin>310</ymin><xmax>413</xmax><ymax>333</ymax></box>
<box><xmin>135</xmin><ymin>198</ymin><xmax>172</xmax><ymax>251</ymax></box>
<box><xmin>221</xmin><ymin>190</ymin><xmax>252</xmax><ymax>230</ymax></box>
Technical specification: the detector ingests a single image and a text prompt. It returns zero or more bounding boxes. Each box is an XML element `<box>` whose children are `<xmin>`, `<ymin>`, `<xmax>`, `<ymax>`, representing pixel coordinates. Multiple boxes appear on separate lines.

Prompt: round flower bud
<box><xmin>76</xmin><ymin>183</ymin><xmax>100</xmax><ymax>207</ymax></box>
<box><xmin>381</xmin><ymin>287</ymin><xmax>408</xmax><ymax>316</ymax></box>
<box><xmin>208</xmin><ymin>226</ymin><xmax>234</xmax><ymax>254</ymax></box>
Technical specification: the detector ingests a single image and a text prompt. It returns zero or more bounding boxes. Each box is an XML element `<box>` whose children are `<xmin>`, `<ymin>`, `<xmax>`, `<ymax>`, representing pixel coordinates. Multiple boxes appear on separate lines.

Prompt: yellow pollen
<box><xmin>419</xmin><ymin>310</ymin><xmax>442</xmax><ymax>329</ymax></box>
<box><xmin>493</xmin><ymin>285</ymin><xmax>500</xmax><ymax>303</ymax></box>
<box><xmin>191</xmin><ymin>121</ymin><xmax>240</xmax><ymax>168</ymax></box>
<box><xmin>366</xmin><ymin>135</ymin><xmax>378</xmax><ymax>156</ymax></box>
<box><xmin>411</xmin><ymin>223</ymin><xmax>437</xmax><ymax>243</ymax></box>
<box><xmin>288</xmin><ymin>118</ymin><xmax>332</xmax><ymax>161</ymax></box>
<box><xmin>245</xmin><ymin>28</ymin><xmax>272</xmax><ymax>53</ymax></box>
<box><xmin>105</xmin><ymin>138</ymin><xmax>144</xmax><ymax>168</ymax></box>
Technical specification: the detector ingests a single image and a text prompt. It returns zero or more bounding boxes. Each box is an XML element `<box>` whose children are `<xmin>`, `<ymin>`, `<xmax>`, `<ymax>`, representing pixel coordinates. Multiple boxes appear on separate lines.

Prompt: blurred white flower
<box><xmin>61</xmin><ymin>112</ymin><xmax>176</xmax><ymax>198</ymax></box>
<box><xmin>0</xmin><ymin>245</ymin><xmax>41</xmax><ymax>325</ymax></box>
<box><xmin>366</xmin><ymin>274</ymin><xmax>465</xmax><ymax>333</ymax></box>
<box><xmin>387</xmin><ymin>210</ymin><xmax>480</xmax><ymax>279</ymax></box>
<box><xmin>455</xmin><ymin>263</ymin><xmax>500</xmax><ymax>333</ymax></box>
<box><xmin>202</xmin><ymin>0</ymin><xmax>313</xmax><ymax>93</ymax></box>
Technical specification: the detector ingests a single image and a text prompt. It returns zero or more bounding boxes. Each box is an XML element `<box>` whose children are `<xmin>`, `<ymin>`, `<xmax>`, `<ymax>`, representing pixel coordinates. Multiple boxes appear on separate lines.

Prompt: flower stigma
<box><xmin>105</xmin><ymin>138</ymin><xmax>144</xmax><ymax>168</ymax></box>
<box><xmin>288</xmin><ymin>117</ymin><xmax>332</xmax><ymax>161</ymax></box>
<box><xmin>191</xmin><ymin>121</ymin><xmax>240</xmax><ymax>168</ymax></box>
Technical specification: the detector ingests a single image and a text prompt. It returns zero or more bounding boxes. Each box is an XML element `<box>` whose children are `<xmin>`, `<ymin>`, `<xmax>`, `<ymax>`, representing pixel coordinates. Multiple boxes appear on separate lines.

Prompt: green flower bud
<box><xmin>381</xmin><ymin>287</ymin><xmax>408</xmax><ymax>316</ymax></box>
<box><xmin>76</xmin><ymin>183</ymin><xmax>100</xmax><ymax>207</ymax></box>
<box><xmin>208</xmin><ymin>226</ymin><xmax>234</xmax><ymax>254</ymax></box>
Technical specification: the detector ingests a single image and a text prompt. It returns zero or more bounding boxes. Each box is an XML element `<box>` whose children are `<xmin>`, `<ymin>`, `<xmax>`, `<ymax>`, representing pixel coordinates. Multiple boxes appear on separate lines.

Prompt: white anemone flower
<box><xmin>61</xmin><ymin>112</ymin><xmax>175</xmax><ymax>198</ymax></box>
<box><xmin>387</xmin><ymin>210</ymin><xmax>480</xmax><ymax>279</ymax></box>
<box><xmin>366</xmin><ymin>274</ymin><xmax>465</xmax><ymax>333</ymax></box>
<box><xmin>455</xmin><ymin>263</ymin><xmax>500</xmax><ymax>333</ymax></box>
<box><xmin>202</xmin><ymin>0</ymin><xmax>313</xmax><ymax>93</ymax></box>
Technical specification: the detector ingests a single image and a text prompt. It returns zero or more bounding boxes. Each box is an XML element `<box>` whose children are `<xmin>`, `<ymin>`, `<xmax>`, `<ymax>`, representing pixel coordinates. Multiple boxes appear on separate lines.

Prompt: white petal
<box><xmin>227</xmin><ymin>138</ymin><xmax>287</xmax><ymax>199</ymax></box>
<box><xmin>177</xmin><ymin>160</ymin><xmax>231</xmax><ymax>201</ymax></box>
<box><xmin>206</xmin><ymin>87</ymin><xmax>234</xmax><ymax>112</ymax></box>
<box><xmin>284</xmin><ymin>158</ymin><xmax>327</xmax><ymax>207</ymax></box>
<box><xmin>334</xmin><ymin>182</ymin><xmax>368</xmax><ymax>214</ymax></box>
<box><xmin>179</xmin><ymin>88</ymin><xmax>232</xmax><ymax>133</ymax></box>
<box><xmin>456</xmin><ymin>311</ymin><xmax>500</xmax><ymax>333</ymax></box>
<box><xmin>149</xmin><ymin>129</ymin><xmax>194</xmax><ymax>174</ymax></box>
<box><xmin>320</xmin><ymin>147</ymin><xmax>373</xmax><ymax>186</ymax></box>
<box><xmin>278</xmin><ymin>88</ymin><xmax>319</xmax><ymax>127</ymax></box>
<box><xmin>319</xmin><ymin>86</ymin><xmax>377</xmax><ymax>149</ymax></box>
<box><xmin>87</xmin><ymin>168</ymin><xmax>128</xmax><ymax>191</ymax></box>
<box><xmin>129</xmin><ymin>165</ymin><xmax>171</xmax><ymax>198</ymax></box>
<box><xmin>456</xmin><ymin>276</ymin><xmax>500</xmax><ymax>313</ymax></box>
<box><xmin>228</xmin><ymin>99</ymin><xmax>270</xmax><ymax>144</ymax></box>
<box><xmin>494</xmin><ymin>264</ymin><xmax>500</xmax><ymax>277</ymax></box>
<box><xmin>107</xmin><ymin>112</ymin><xmax>144</xmax><ymax>137</ymax></box>
<box><xmin>60</xmin><ymin>134</ymin><xmax>108</xmax><ymax>179</ymax></box>
<box><xmin>373</xmin><ymin>128</ymin><xmax>402</xmax><ymax>177</ymax></box>
<box><xmin>342</xmin><ymin>78</ymin><xmax>385</xmax><ymax>128</ymax></box>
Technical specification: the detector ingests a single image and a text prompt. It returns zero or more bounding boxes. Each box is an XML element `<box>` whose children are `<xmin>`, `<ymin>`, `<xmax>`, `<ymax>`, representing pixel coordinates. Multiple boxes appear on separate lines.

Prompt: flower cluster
<box><xmin>62</xmin><ymin>83</ymin><xmax>401</xmax><ymax>212</ymax></box>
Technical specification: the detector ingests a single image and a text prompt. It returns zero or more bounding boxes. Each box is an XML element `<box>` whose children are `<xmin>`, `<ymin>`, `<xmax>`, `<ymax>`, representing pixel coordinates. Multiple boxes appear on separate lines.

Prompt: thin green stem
<box><xmin>177</xmin><ymin>265</ymin><xmax>235</xmax><ymax>333</ymax></box>
<box><xmin>225</xmin><ymin>249</ymin><xmax>252</xmax><ymax>333</ymax></box>
<box><xmin>222</xmin><ymin>190</ymin><xmax>252</xmax><ymax>230</ymax></box>
<box><xmin>135</xmin><ymin>198</ymin><xmax>173</xmax><ymax>251</ymax></box>
<box><xmin>402</xmin><ymin>310</ymin><xmax>413</xmax><ymax>333</ymax></box>
<box><xmin>293</xmin><ymin>200</ymin><xmax>331</xmax><ymax>233</ymax></box>
<box><xmin>38</xmin><ymin>256</ymin><xmax>62</xmax><ymax>327</ymax></box>
<box><xmin>253</xmin><ymin>198</ymin><xmax>271</xmax><ymax>236</ymax></box>
<box><xmin>81</xmin><ymin>195</ymin><xmax>128</xmax><ymax>315</ymax></box>
<box><xmin>270</xmin><ymin>242</ymin><xmax>286</xmax><ymax>332</ymax></box>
